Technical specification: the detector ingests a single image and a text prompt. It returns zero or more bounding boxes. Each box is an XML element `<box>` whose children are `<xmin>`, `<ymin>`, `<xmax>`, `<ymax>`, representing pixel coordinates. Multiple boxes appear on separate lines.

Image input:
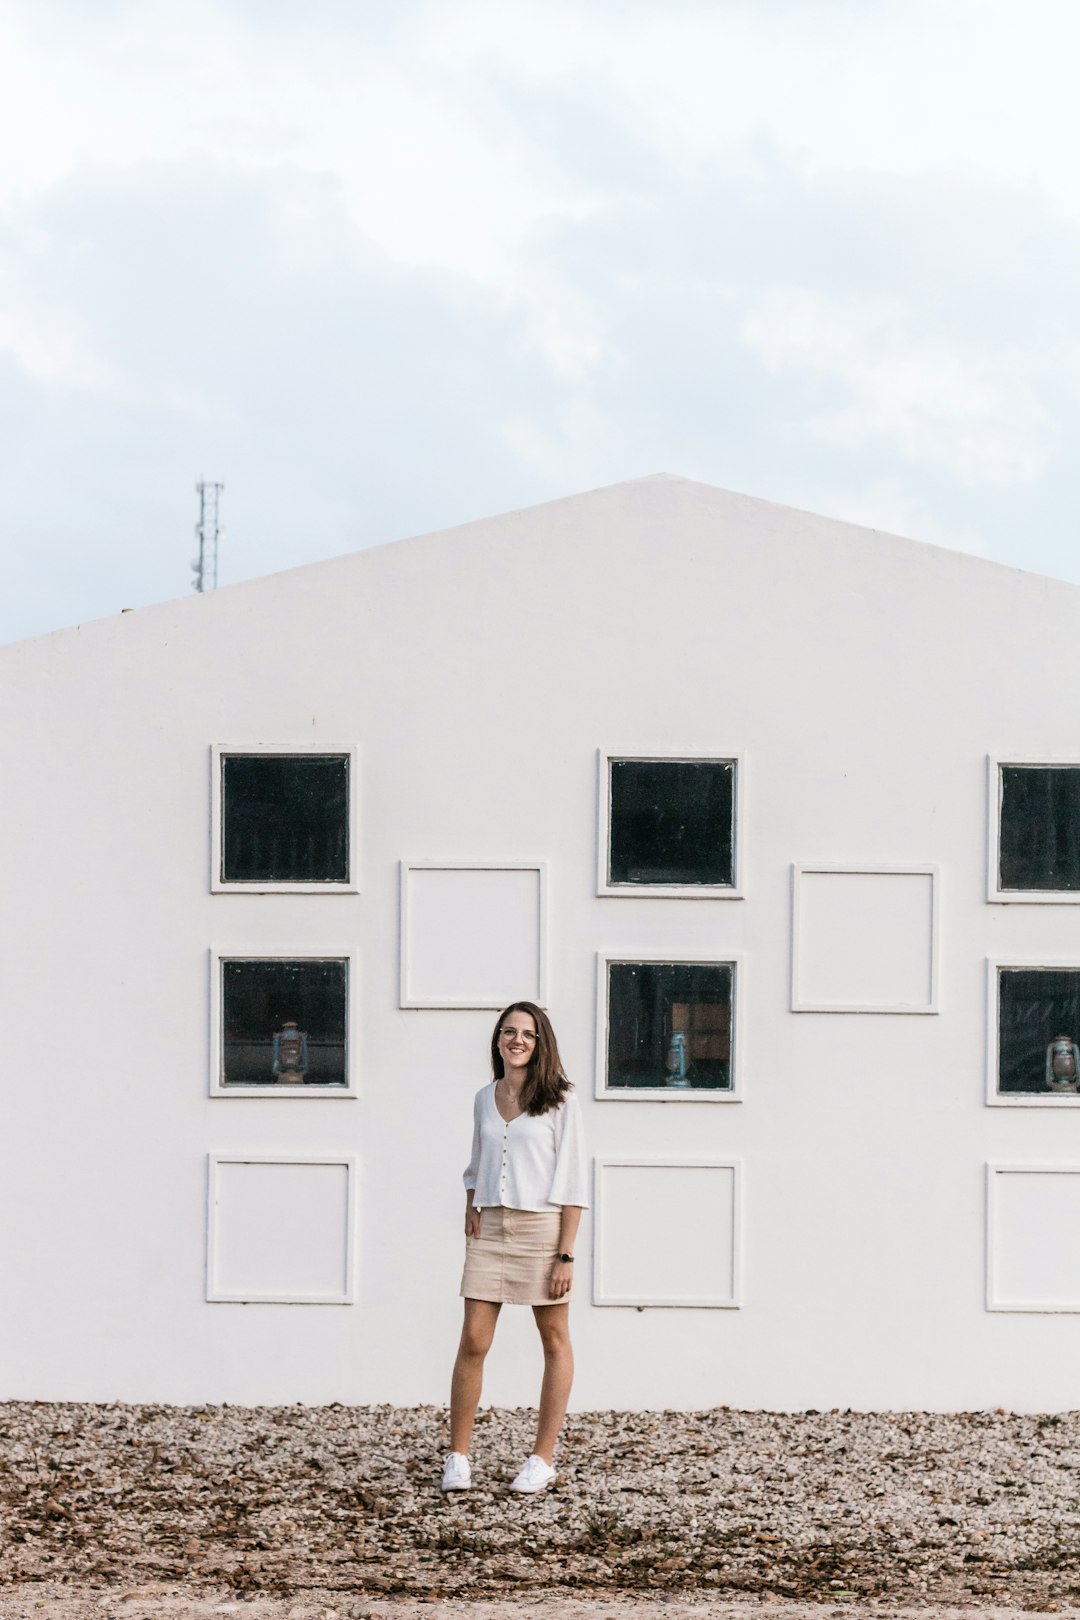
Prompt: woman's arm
<box><xmin>548</xmin><ymin>1093</ymin><xmax>590</xmax><ymax>1210</ymax></box>
<box><xmin>549</xmin><ymin>1205</ymin><xmax>582</xmax><ymax>1299</ymax></box>
<box><xmin>463</xmin><ymin>1095</ymin><xmax>482</xmax><ymax>1236</ymax></box>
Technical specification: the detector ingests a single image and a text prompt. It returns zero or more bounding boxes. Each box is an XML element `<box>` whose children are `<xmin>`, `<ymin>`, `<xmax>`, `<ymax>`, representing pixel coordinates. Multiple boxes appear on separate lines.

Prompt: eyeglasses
<box><xmin>499</xmin><ymin>1027</ymin><xmax>537</xmax><ymax>1044</ymax></box>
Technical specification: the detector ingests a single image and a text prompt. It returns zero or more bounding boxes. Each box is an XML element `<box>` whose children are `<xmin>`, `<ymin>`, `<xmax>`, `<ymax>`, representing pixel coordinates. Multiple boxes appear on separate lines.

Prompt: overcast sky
<box><xmin>2</xmin><ymin>0</ymin><xmax>1078</xmax><ymax>644</ymax></box>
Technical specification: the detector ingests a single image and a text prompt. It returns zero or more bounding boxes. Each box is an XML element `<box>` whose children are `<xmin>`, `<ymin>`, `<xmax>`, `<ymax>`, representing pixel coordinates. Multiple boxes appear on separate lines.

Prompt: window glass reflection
<box><xmin>1000</xmin><ymin>765</ymin><xmax>1080</xmax><ymax>892</ymax></box>
<box><xmin>221</xmin><ymin>754</ymin><xmax>349</xmax><ymax>884</ymax></box>
<box><xmin>607</xmin><ymin>961</ymin><xmax>733</xmax><ymax>1090</ymax></box>
<box><xmin>998</xmin><ymin>966</ymin><xmax>1080</xmax><ymax>1094</ymax></box>
<box><xmin>221</xmin><ymin>959</ymin><xmax>348</xmax><ymax>1087</ymax></box>
<box><xmin>608</xmin><ymin>758</ymin><xmax>734</xmax><ymax>887</ymax></box>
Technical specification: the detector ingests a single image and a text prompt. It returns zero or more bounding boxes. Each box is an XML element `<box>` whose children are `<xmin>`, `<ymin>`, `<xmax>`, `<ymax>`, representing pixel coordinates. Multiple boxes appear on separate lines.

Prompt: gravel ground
<box><xmin>1</xmin><ymin>1403</ymin><xmax>1079</xmax><ymax>1609</ymax></box>
<box><xmin>0</xmin><ymin>1601</ymin><xmax>1067</xmax><ymax>1620</ymax></box>
<box><xmin>0</xmin><ymin>1602</ymin><xmax>1068</xmax><ymax>1620</ymax></box>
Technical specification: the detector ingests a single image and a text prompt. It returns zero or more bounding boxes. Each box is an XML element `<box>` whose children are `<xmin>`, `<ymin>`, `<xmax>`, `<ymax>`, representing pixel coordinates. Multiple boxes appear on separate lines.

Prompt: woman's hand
<box><xmin>548</xmin><ymin>1259</ymin><xmax>574</xmax><ymax>1299</ymax></box>
<box><xmin>465</xmin><ymin>1205</ymin><xmax>481</xmax><ymax>1239</ymax></box>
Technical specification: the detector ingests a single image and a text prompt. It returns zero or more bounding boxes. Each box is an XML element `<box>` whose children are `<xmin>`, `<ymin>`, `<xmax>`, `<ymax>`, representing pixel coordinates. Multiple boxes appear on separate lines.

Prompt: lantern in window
<box><xmin>1046</xmin><ymin>1034</ymin><xmax>1080</xmax><ymax>1093</ymax></box>
<box><xmin>665</xmin><ymin>1030</ymin><xmax>689</xmax><ymax>1088</ymax></box>
<box><xmin>272</xmin><ymin>1020</ymin><xmax>309</xmax><ymax>1084</ymax></box>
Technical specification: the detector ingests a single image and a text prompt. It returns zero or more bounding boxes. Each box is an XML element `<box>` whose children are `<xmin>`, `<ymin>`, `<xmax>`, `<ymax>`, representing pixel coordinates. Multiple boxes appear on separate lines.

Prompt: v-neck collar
<box><xmin>491</xmin><ymin>1080</ymin><xmax>525</xmax><ymax>1125</ymax></box>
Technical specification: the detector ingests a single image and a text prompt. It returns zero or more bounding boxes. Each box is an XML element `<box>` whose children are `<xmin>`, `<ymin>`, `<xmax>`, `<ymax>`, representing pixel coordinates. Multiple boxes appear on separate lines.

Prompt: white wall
<box><xmin>3</xmin><ymin>474</ymin><xmax>1080</xmax><ymax>1410</ymax></box>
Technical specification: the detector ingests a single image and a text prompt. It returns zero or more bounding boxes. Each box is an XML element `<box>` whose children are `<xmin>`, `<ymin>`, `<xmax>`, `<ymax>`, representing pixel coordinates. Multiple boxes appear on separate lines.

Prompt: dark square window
<box><xmin>220</xmin><ymin>753</ymin><xmax>350</xmax><ymax>885</ymax></box>
<box><xmin>998</xmin><ymin>967</ymin><xmax>1080</xmax><ymax>1095</ymax></box>
<box><xmin>606</xmin><ymin>961</ymin><xmax>734</xmax><ymax>1091</ymax></box>
<box><xmin>999</xmin><ymin>765</ymin><xmax>1080</xmax><ymax>893</ymax></box>
<box><xmin>221</xmin><ymin>958</ymin><xmax>348</xmax><ymax>1088</ymax></box>
<box><xmin>607</xmin><ymin>758</ymin><xmax>735</xmax><ymax>888</ymax></box>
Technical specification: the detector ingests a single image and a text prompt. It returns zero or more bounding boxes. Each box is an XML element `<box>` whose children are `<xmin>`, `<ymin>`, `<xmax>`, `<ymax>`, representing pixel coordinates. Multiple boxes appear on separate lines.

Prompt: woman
<box><xmin>443</xmin><ymin>1000</ymin><xmax>588</xmax><ymax>1494</ymax></box>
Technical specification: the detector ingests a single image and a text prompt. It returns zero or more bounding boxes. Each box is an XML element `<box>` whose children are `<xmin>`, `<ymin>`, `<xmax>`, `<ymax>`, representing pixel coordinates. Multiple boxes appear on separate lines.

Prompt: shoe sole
<box><xmin>509</xmin><ymin>1477</ymin><xmax>555</xmax><ymax>1494</ymax></box>
<box><xmin>441</xmin><ymin>1481</ymin><xmax>471</xmax><ymax>1491</ymax></box>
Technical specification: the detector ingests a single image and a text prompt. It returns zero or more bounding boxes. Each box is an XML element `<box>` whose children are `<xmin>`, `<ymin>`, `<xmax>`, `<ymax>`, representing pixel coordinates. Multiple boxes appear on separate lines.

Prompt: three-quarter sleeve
<box><xmin>462</xmin><ymin>1092</ymin><xmax>482</xmax><ymax>1191</ymax></box>
<box><xmin>547</xmin><ymin>1092</ymin><xmax>590</xmax><ymax>1208</ymax></box>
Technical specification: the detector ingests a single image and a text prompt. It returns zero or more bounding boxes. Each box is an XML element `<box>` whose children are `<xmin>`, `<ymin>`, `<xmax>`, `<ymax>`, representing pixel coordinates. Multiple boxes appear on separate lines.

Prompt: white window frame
<box><xmin>594</xmin><ymin>950</ymin><xmax>744</xmax><ymax>1102</ymax></box>
<box><xmin>790</xmin><ymin>863</ymin><xmax>941</xmax><ymax>1014</ymax></box>
<box><xmin>986</xmin><ymin>1162</ymin><xmax>1080</xmax><ymax>1312</ymax></box>
<box><xmin>206</xmin><ymin>1151</ymin><xmax>357</xmax><ymax>1304</ymax></box>
<box><xmin>596</xmin><ymin>749</ymin><xmax>745</xmax><ymax>899</ymax></box>
<box><xmin>987</xmin><ymin>754</ymin><xmax>1080</xmax><ymax>904</ymax></box>
<box><xmin>592</xmin><ymin>1156</ymin><xmax>743</xmax><ymax>1307</ymax></box>
<box><xmin>209</xmin><ymin>944</ymin><xmax>359</xmax><ymax>1098</ymax></box>
<box><xmin>211</xmin><ymin>742</ymin><xmax>360</xmax><ymax>894</ymax></box>
<box><xmin>986</xmin><ymin>957</ymin><xmax>1080</xmax><ymax>1107</ymax></box>
<box><xmin>399</xmin><ymin>859</ymin><xmax>549</xmax><ymax>1009</ymax></box>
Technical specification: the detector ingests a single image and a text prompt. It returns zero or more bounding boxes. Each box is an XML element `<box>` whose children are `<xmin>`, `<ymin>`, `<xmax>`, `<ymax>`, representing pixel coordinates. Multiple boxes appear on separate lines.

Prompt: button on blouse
<box><xmin>462</xmin><ymin>1083</ymin><xmax>589</xmax><ymax>1211</ymax></box>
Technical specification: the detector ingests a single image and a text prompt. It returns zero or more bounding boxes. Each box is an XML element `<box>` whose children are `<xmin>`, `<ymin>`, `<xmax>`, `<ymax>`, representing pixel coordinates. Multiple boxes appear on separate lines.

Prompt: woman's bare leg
<box><xmin>531</xmin><ymin>1303</ymin><xmax>573</xmax><ymax>1464</ymax></box>
<box><xmin>450</xmin><ymin>1299</ymin><xmax>501</xmax><ymax>1454</ymax></box>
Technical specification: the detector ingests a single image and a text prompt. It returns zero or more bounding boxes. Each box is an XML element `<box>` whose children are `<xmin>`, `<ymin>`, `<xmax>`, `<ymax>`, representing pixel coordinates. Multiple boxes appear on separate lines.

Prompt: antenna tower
<box><xmin>192</xmin><ymin>480</ymin><xmax>224</xmax><ymax>593</ymax></box>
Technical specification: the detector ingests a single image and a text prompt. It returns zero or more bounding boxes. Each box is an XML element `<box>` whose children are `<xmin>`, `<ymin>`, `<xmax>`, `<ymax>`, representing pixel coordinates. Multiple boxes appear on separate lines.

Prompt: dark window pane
<box><xmin>607</xmin><ymin>961</ymin><xmax>733</xmax><ymax>1091</ymax></box>
<box><xmin>222</xmin><ymin>959</ymin><xmax>348</xmax><ymax>1087</ymax></box>
<box><xmin>998</xmin><ymin>967</ymin><xmax>1080</xmax><ymax>1094</ymax></box>
<box><xmin>221</xmin><ymin>754</ymin><xmax>349</xmax><ymax>884</ymax></box>
<box><xmin>1000</xmin><ymin>766</ymin><xmax>1080</xmax><ymax>892</ymax></box>
<box><xmin>608</xmin><ymin>759</ymin><xmax>734</xmax><ymax>887</ymax></box>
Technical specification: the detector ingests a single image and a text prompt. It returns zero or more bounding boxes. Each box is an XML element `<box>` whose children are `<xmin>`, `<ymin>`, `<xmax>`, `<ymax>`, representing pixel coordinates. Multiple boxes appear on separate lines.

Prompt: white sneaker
<box><xmin>509</xmin><ymin>1453</ymin><xmax>556</xmax><ymax>1494</ymax></box>
<box><xmin>441</xmin><ymin>1451</ymin><xmax>472</xmax><ymax>1491</ymax></box>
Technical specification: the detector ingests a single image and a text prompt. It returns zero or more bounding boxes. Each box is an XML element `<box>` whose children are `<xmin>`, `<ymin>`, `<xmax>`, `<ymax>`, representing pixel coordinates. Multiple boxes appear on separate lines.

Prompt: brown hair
<box><xmin>490</xmin><ymin>1001</ymin><xmax>571</xmax><ymax>1116</ymax></box>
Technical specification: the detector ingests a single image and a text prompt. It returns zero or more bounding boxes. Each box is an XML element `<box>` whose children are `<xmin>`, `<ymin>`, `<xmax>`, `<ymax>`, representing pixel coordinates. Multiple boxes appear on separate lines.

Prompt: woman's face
<box><xmin>498</xmin><ymin>1009</ymin><xmax>538</xmax><ymax>1077</ymax></box>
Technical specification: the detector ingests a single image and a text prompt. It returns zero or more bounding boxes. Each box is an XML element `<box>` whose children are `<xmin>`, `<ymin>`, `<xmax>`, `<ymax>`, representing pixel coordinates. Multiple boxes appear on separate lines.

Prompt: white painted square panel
<box><xmin>401</xmin><ymin>862</ymin><xmax>546</xmax><ymax>1008</ymax></box>
<box><xmin>793</xmin><ymin>866</ymin><xmax>938</xmax><ymax>1013</ymax></box>
<box><xmin>594</xmin><ymin>1159</ymin><xmax>740</xmax><ymax>1307</ymax></box>
<box><xmin>208</xmin><ymin>1156</ymin><xmax>355</xmax><ymax>1304</ymax></box>
<box><xmin>988</xmin><ymin>1166</ymin><xmax>1080</xmax><ymax>1311</ymax></box>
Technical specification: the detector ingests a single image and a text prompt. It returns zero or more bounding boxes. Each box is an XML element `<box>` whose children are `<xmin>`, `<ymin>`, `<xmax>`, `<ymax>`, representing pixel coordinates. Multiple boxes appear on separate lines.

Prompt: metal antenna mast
<box><xmin>192</xmin><ymin>480</ymin><xmax>224</xmax><ymax>593</ymax></box>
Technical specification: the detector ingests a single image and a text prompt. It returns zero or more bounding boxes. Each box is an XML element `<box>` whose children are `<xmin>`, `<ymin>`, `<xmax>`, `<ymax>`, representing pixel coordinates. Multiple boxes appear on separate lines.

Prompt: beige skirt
<box><xmin>460</xmin><ymin>1206</ymin><xmax>568</xmax><ymax>1307</ymax></box>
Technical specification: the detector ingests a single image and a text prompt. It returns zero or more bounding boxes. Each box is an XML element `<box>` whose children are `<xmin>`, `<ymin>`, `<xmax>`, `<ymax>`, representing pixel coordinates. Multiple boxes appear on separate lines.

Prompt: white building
<box><xmin>4</xmin><ymin>474</ymin><xmax>1080</xmax><ymax>1412</ymax></box>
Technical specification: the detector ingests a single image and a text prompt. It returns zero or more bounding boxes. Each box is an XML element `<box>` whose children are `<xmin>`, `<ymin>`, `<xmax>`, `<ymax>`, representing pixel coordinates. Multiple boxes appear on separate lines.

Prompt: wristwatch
<box><xmin>558</xmin><ymin>1253</ymin><xmax>575</xmax><ymax>1263</ymax></box>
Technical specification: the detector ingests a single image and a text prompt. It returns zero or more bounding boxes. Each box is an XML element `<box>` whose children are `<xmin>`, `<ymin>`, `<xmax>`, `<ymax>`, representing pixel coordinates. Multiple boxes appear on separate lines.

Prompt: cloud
<box><xmin>4</xmin><ymin>1</ymin><xmax>1077</xmax><ymax>344</ymax></box>
<box><xmin>0</xmin><ymin>0</ymin><xmax>603</xmax><ymax>286</ymax></box>
<box><xmin>412</xmin><ymin>0</ymin><xmax>1080</xmax><ymax>215</ymax></box>
<box><xmin>501</xmin><ymin>398</ymin><xmax>623</xmax><ymax>483</ymax></box>
<box><xmin>2</xmin><ymin>0</ymin><xmax>1080</xmax><ymax>642</ymax></box>
<box><xmin>0</xmin><ymin>155</ymin><xmax>582</xmax><ymax>640</ymax></box>
<box><xmin>741</xmin><ymin>288</ymin><xmax>1056</xmax><ymax>486</ymax></box>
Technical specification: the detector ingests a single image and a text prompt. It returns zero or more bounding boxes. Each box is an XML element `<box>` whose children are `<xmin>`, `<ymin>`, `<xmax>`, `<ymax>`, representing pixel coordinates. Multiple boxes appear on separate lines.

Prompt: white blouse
<box><xmin>462</xmin><ymin>1083</ymin><xmax>589</xmax><ymax>1212</ymax></box>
